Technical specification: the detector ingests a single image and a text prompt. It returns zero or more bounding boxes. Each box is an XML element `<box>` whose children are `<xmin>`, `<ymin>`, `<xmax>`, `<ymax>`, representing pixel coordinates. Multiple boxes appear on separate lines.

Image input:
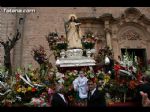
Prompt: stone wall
<box><xmin>0</xmin><ymin>10</ymin><xmax>17</xmax><ymax>67</ymax></box>
<box><xmin>0</xmin><ymin>7</ymin><xmax>150</xmax><ymax>69</ymax></box>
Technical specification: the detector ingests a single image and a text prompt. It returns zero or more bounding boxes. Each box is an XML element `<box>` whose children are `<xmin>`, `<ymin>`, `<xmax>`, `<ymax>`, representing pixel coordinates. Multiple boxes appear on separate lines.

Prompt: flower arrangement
<box><xmin>46</xmin><ymin>32</ymin><xmax>67</xmax><ymax>50</ymax></box>
<box><xmin>46</xmin><ymin>32</ymin><xmax>59</xmax><ymax>50</ymax></box>
<box><xmin>96</xmin><ymin>70</ymin><xmax>105</xmax><ymax>80</ymax></box>
<box><xmin>56</xmin><ymin>35</ymin><xmax>68</xmax><ymax>50</ymax></box>
<box><xmin>46</xmin><ymin>32</ymin><xmax>68</xmax><ymax>58</ymax></box>
<box><xmin>63</xmin><ymin>70</ymin><xmax>78</xmax><ymax>91</ymax></box>
<box><xmin>24</xmin><ymin>92</ymin><xmax>50</xmax><ymax>107</ymax></box>
<box><xmin>81</xmin><ymin>31</ymin><xmax>96</xmax><ymax>49</ymax></box>
<box><xmin>0</xmin><ymin>62</ymin><xmax>141</xmax><ymax>106</ymax></box>
<box><xmin>31</xmin><ymin>46</ymin><xmax>48</xmax><ymax>65</ymax></box>
<box><xmin>14</xmin><ymin>67</ymin><xmax>47</xmax><ymax>103</ymax></box>
<box><xmin>31</xmin><ymin>46</ymin><xmax>53</xmax><ymax>82</ymax></box>
<box><xmin>105</xmin><ymin>76</ymin><xmax>138</xmax><ymax>103</ymax></box>
<box><xmin>15</xmin><ymin>85</ymin><xmax>38</xmax><ymax>102</ymax></box>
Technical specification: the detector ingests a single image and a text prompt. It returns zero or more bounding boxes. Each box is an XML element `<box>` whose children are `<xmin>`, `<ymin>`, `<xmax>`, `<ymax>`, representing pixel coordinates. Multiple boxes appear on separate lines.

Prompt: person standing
<box><xmin>135</xmin><ymin>74</ymin><xmax>150</xmax><ymax>106</ymax></box>
<box><xmin>140</xmin><ymin>91</ymin><xmax>150</xmax><ymax>107</ymax></box>
<box><xmin>87</xmin><ymin>79</ymin><xmax>106</xmax><ymax>107</ymax></box>
<box><xmin>51</xmin><ymin>84</ymin><xmax>68</xmax><ymax>107</ymax></box>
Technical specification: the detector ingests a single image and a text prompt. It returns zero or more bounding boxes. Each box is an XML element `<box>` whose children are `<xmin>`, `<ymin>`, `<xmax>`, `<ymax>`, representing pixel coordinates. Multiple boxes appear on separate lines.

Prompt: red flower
<box><xmin>129</xmin><ymin>80</ymin><xmax>137</xmax><ymax>89</ymax></box>
<box><xmin>16</xmin><ymin>73</ymin><xmax>20</xmax><ymax>81</ymax></box>
<box><xmin>62</xmin><ymin>76</ymin><xmax>68</xmax><ymax>80</ymax></box>
<box><xmin>32</xmin><ymin>88</ymin><xmax>37</xmax><ymax>92</ymax></box>
<box><xmin>91</xmin><ymin>77</ymin><xmax>97</xmax><ymax>83</ymax></box>
<box><xmin>114</xmin><ymin>64</ymin><xmax>121</xmax><ymax>71</ymax></box>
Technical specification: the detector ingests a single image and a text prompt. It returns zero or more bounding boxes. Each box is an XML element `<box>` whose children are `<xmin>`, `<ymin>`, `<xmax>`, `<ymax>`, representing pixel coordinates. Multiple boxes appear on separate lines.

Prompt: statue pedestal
<box><xmin>56</xmin><ymin>49</ymin><xmax>96</xmax><ymax>67</ymax></box>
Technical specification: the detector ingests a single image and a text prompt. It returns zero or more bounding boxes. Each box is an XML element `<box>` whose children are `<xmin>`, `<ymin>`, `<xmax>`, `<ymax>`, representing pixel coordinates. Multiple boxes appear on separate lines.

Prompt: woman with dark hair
<box><xmin>66</xmin><ymin>14</ymin><xmax>82</xmax><ymax>49</ymax></box>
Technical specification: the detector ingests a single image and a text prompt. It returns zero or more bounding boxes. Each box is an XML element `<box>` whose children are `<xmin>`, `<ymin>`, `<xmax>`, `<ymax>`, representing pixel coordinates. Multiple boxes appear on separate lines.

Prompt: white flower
<box><xmin>58</xmin><ymin>79</ymin><xmax>64</xmax><ymax>84</ymax></box>
<box><xmin>56</xmin><ymin>72</ymin><xmax>64</xmax><ymax>79</ymax></box>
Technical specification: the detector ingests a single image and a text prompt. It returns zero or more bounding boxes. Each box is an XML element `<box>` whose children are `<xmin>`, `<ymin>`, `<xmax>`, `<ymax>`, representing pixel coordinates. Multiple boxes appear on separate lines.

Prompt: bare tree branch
<box><xmin>0</xmin><ymin>29</ymin><xmax>21</xmax><ymax>75</ymax></box>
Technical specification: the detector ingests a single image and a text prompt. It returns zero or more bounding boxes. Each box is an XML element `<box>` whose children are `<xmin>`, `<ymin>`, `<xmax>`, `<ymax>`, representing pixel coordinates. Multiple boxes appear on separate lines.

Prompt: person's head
<box><xmin>87</xmin><ymin>79</ymin><xmax>97</xmax><ymax>91</ymax></box>
<box><xmin>144</xmin><ymin>74</ymin><xmax>150</xmax><ymax>83</ymax></box>
<box><xmin>99</xmin><ymin>79</ymin><xmax>104</xmax><ymax>86</ymax></box>
<box><xmin>69</xmin><ymin>14</ymin><xmax>77</xmax><ymax>22</ymax></box>
<box><xmin>70</xmin><ymin>16</ymin><xmax>76</xmax><ymax>21</ymax></box>
<box><xmin>55</xmin><ymin>83</ymin><xmax>65</xmax><ymax>94</ymax></box>
<box><xmin>79</xmin><ymin>71</ymin><xmax>84</xmax><ymax>77</ymax></box>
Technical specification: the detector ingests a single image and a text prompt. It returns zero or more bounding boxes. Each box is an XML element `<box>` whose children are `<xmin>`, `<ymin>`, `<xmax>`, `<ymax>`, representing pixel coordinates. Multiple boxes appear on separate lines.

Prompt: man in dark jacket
<box><xmin>51</xmin><ymin>84</ymin><xmax>68</xmax><ymax>107</ymax></box>
<box><xmin>87</xmin><ymin>79</ymin><xmax>106</xmax><ymax>107</ymax></box>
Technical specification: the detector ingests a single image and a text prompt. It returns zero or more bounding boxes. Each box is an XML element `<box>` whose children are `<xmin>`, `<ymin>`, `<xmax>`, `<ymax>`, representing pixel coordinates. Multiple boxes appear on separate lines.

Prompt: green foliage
<box><xmin>56</xmin><ymin>43</ymin><xmax>68</xmax><ymax>50</ymax></box>
<box><xmin>82</xmin><ymin>42</ymin><xmax>95</xmax><ymax>49</ymax></box>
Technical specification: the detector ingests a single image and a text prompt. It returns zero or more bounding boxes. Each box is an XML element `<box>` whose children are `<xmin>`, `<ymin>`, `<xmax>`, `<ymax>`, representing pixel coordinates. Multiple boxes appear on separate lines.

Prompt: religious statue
<box><xmin>65</xmin><ymin>14</ymin><xmax>82</xmax><ymax>49</ymax></box>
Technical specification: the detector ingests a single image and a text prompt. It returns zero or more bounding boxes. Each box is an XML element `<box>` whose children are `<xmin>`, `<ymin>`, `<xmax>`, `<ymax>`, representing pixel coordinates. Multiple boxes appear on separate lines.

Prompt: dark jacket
<box><xmin>51</xmin><ymin>93</ymin><xmax>68</xmax><ymax>107</ymax></box>
<box><xmin>87</xmin><ymin>88</ymin><xmax>106</xmax><ymax>107</ymax></box>
<box><xmin>135</xmin><ymin>82</ymin><xmax>150</xmax><ymax>106</ymax></box>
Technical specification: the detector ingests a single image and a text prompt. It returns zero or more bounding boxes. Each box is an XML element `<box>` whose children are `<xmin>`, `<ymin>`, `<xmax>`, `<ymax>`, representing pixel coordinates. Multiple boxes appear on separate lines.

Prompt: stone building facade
<box><xmin>0</xmin><ymin>7</ymin><xmax>150</xmax><ymax>69</ymax></box>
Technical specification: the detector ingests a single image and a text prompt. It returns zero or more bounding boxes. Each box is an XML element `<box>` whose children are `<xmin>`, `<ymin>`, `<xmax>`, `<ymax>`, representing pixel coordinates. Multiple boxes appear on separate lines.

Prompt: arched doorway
<box><xmin>116</xmin><ymin>23</ymin><xmax>149</xmax><ymax>71</ymax></box>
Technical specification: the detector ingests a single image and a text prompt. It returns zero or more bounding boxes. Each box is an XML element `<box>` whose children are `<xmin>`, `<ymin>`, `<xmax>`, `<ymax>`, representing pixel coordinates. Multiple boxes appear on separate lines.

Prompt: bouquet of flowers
<box><xmin>24</xmin><ymin>92</ymin><xmax>50</xmax><ymax>107</ymax></box>
<box><xmin>81</xmin><ymin>31</ymin><xmax>96</xmax><ymax>49</ymax></box>
<box><xmin>14</xmin><ymin>67</ymin><xmax>47</xmax><ymax>103</ymax></box>
<box><xmin>46</xmin><ymin>32</ymin><xmax>59</xmax><ymax>50</ymax></box>
<box><xmin>31</xmin><ymin>46</ymin><xmax>48</xmax><ymax>65</ymax></box>
<box><xmin>46</xmin><ymin>32</ymin><xmax>68</xmax><ymax>58</ymax></box>
<box><xmin>46</xmin><ymin>32</ymin><xmax>68</xmax><ymax>51</ymax></box>
<box><xmin>63</xmin><ymin>70</ymin><xmax>77</xmax><ymax>90</ymax></box>
<box><xmin>56</xmin><ymin>35</ymin><xmax>68</xmax><ymax>50</ymax></box>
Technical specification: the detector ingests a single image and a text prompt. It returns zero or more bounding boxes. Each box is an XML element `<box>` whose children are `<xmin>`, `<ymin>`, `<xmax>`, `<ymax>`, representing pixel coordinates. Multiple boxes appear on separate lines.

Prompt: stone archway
<box><xmin>117</xmin><ymin>24</ymin><xmax>148</xmax><ymax>52</ymax></box>
<box><xmin>116</xmin><ymin>23</ymin><xmax>149</xmax><ymax>69</ymax></box>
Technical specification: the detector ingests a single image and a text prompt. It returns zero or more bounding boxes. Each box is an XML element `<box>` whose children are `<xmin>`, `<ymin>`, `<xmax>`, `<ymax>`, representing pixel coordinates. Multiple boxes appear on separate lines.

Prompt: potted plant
<box><xmin>81</xmin><ymin>31</ymin><xmax>96</xmax><ymax>49</ymax></box>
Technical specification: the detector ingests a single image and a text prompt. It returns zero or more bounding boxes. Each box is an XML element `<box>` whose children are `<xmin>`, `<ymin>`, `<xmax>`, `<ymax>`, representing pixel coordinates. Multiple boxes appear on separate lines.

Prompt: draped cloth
<box><xmin>73</xmin><ymin>76</ymin><xmax>88</xmax><ymax>99</ymax></box>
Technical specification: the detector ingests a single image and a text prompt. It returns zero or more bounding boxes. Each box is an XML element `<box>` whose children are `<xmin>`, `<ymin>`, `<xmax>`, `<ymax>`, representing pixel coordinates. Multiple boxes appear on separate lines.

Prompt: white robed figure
<box><xmin>66</xmin><ymin>14</ymin><xmax>82</xmax><ymax>49</ymax></box>
<box><xmin>73</xmin><ymin>71</ymin><xmax>88</xmax><ymax>99</ymax></box>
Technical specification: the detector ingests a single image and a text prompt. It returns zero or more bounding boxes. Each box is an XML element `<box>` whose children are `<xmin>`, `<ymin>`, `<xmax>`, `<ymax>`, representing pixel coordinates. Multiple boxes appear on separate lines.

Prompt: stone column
<box><xmin>104</xmin><ymin>20</ymin><xmax>112</xmax><ymax>49</ymax></box>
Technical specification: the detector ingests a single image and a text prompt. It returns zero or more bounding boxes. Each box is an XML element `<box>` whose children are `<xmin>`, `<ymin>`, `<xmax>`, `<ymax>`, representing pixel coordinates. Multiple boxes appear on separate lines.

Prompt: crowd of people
<box><xmin>50</xmin><ymin>71</ymin><xmax>106</xmax><ymax>107</ymax></box>
<box><xmin>49</xmin><ymin>69</ymin><xmax>150</xmax><ymax>107</ymax></box>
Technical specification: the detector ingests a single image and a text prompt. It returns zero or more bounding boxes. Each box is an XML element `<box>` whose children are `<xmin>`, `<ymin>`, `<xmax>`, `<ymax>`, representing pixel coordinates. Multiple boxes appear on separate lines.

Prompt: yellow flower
<box><xmin>104</xmin><ymin>75</ymin><xmax>110</xmax><ymax>83</ymax></box>
<box><xmin>27</xmin><ymin>87</ymin><xmax>32</xmax><ymax>91</ymax></box>
<box><xmin>21</xmin><ymin>87</ymin><xmax>27</xmax><ymax>94</ymax></box>
<box><xmin>17</xmin><ymin>88</ymin><xmax>22</xmax><ymax>93</ymax></box>
<box><xmin>30</xmin><ymin>72</ymin><xmax>34</xmax><ymax>77</ymax></box>
<box><xmin>68</xmin><ymin>73</ymin><xmax>72</xmax><ymax>76</ymax></box>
